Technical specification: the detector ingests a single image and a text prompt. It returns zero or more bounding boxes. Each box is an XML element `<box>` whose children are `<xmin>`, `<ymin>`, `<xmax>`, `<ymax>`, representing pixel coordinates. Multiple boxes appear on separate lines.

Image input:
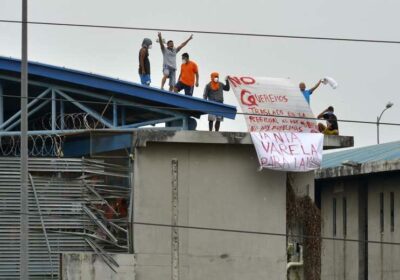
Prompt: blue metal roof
<box><xmin>322</xmin><ymin>141</ymin><xmax>400</xmax><ymax>168</ymax></box>
<box><xmin>0</xmin><ymin>56</ymin><xmax>237</xmax><ymax>119</ymax></box>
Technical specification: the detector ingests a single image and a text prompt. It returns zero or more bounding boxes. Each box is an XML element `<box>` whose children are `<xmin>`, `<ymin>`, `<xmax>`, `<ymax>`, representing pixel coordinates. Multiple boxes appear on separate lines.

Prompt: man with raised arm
<box><xmin>158</xmin><ymin>32</ymin><xmax>193</xmax><ymax>91</ymax></box>
<box><xmin>299</xmin><ymin>80</ymin><xmax>322</xmax><ymax>104</ymax></box>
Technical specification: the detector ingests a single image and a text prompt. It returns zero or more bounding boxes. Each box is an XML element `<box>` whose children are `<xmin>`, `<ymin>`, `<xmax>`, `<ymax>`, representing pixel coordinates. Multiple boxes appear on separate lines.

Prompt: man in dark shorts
<box><xmin>174</xmin><ymin>53</ymin><xmax>199</xmax><ymax>96</ymax></box>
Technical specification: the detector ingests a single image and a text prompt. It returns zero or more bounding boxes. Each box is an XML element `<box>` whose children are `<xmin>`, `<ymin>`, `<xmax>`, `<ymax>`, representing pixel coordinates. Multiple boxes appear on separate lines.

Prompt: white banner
<box><xmin>229</xmin><ymin>76</ymin><xmax>324</xmax><ymax>172</ymax></box>
<box><xmin>250</xmin><ymin>132</ymin><xmax>323</xmax><ymax>172</ymax></box>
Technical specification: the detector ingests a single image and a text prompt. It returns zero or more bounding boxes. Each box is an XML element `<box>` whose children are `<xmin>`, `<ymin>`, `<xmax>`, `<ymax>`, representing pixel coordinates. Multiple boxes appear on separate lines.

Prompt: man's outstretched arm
<box><xmin>176</xmin><ymin>34</ymin><xmax>193</xmax><ymax>52</ymax></box>
<box><xmin>310</xmin><ymin>80</ymin><xmax>322</xmax><ymax>93</ymax></box>
<box><xmin>158</xmin><ymin>32</ymin><xmax>165</xmax><ymax>51</ymax></box>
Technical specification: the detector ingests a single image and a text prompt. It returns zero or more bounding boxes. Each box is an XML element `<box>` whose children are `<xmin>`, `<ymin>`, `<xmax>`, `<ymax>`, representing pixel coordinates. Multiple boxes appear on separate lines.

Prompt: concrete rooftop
<box><xmin>131</xmin><ymin>130</ymin><xmax>354</xmax><ymax>149</ymax></box>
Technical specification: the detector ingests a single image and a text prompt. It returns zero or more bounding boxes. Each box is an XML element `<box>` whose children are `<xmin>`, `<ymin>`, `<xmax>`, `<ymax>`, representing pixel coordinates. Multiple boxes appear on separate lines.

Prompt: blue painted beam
<box><xmin>0</xmin><ymin>127</ymin><xmax>180</xmax><ymax>136</ymax></box>
<box><xmin>120</xmin><ymin>116</ymin><xmax>182</xmax><ymax>129</ymax></box>
<box><xmin>62</xmin><ymin>133</ymin><xmax>132</xmax><ymax>156</ymax></box>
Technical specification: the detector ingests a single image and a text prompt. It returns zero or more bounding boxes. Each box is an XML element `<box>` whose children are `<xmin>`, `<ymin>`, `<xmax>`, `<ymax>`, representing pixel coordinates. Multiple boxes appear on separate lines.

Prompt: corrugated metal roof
<box><xmin>321</xmin><ymin>141</ymin><xmax>400</xmax><ymax>168</ymax></box>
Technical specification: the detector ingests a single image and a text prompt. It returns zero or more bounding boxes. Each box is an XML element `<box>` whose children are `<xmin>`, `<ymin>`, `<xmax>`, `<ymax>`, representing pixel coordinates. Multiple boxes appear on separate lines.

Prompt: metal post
<box><xmin>377</xmin><ymin>116</ymin><xmax>380</xmax><ymax>144</ymax></box>
<box><xmin>113</xmin><ymin>100</ymin><xmax>118</xmax><ymax>127</ymax></box>
<box><xmin>51</xmin><ymin>89</ymin><xmax>56</xmax><ymax>131</ymax></box>
<box><xmin>121</xmin><ymin>106</ymin><xmax>126</xmax><ymax>126</ymax></box>
<box><xmin>60</xmin><ymin>98</ymin><xmax>65</xmax><ymax>130</ymax></box>
<box><xmin>171</xmin><ymin>159</ymin><xmax>179</xmax><ymax>280</ymax></box>
<box><xmin>182</xmin><ymin>117</ymin><xmax>189</xmax><ymax>130</ymax></box>
<box><xmin>20</xmin><ymin>0</ymin><xmax>29</xmax><ymax>279</ymax></box>
<box><xmin>0</xmin><ymin>83</ymin><xmax>4</xmax><ymax>126</ymax></box>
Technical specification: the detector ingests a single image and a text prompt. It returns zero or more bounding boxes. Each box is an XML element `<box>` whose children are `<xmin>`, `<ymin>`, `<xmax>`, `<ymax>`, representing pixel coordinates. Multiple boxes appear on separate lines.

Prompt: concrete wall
<box><xmin>319</xmin><ymin>172</ymin><xmax>400</xmax><ymax>280</ymax></box>
<box><xmin>367</xmin><ymin>173</ymin><xmax>400</xmax><ymax>280</ymax></box>
<box><xmin>290</xmin><ymin>171</ymin><xmax>315</xmax><ymax>200</ymax></box>
<box><xmin>61</xmin><ymin>253</ymin><xmax>135</xmax><ymax>280</ymax></box>
<box><xmin>133</xmin><ymin>142</ymin><xmax>287</xmax><ymax>280</ymax></box>
<box><xmin>320</xmin><ymin>179</ymin><xmax>361</xmax><ymax>280</ymax></box>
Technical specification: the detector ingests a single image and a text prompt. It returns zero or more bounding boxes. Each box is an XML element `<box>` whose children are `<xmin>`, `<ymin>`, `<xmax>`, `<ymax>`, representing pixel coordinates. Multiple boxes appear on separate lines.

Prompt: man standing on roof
<box><xmin>138</xmin><ymin>38</ymin><xmax>152</xmax><ymax>86</ymax></box>
<box><xmin>317</xmin><ymin>106</ymin><xmax>339</xmax><ymax>135</ymax></box>
<box><xmin>174</xmin><ymin>53</ymin><xmax>199</xmax><ymax>96</ymax></box>
<box><xmin>158</xmin><ymin>32</ymin><xmax>193</xmax><ymax>91</ymax></box>
<box><xmin>203</xmin><ymin>73</ymin><xmax>230</xmax><ymax>131</ymax></box>
<box><xmin>299</xmin><ymin>80</ymin><xmax>322</xmax><ymax>104</ymax></box>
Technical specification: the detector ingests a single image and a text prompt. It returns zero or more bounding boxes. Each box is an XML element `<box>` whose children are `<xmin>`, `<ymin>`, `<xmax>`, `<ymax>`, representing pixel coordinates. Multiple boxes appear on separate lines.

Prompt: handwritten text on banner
<box><xmin>229</xmin><ymin>76</ymin><xmax>319</xmax><ymax>133</ymax></box>
<box><xmin>229</xmin><ymin>76</ymin><xmax>324</xmax><ymax>172</ymax></box>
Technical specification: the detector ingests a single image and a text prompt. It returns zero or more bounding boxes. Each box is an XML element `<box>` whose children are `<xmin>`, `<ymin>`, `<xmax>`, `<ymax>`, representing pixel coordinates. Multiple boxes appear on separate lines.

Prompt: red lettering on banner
<box><xmin>241</xmin><ymin>77</ymin><xmax>256</xmax><ymax>85</ymax></box>
<box><xmin>301</xmin><ymin>145</ymin><xmax>310</xmax><ymax>155</ymax></box>
<box><xmin>260</xmin><ymin>155</ymin><xmax>290</xmax><ymax>169</ymax></box>
<box><xmin>229</xmin><ymin>76</ymin><xmax>256</xmax><ymax>87</ymax></box>
<box><xmin>240</xmin><ymin>90</ymin><xmax>258</xmax><ymax>106</ymax></box>
<box><xmin>311</xmin><ymin>144</ymin><xmax>318</xmax><ymax>156</ymax></box>
<box><xmin>289</xmin><ymin>133</ymin><xmax>300</xmax><ymax>143</ymax></box>
<box><xmin>229</xmin><ymin>76</ymin><xmax>242</xmax><ymax>87</ymax></box>
<box><xmin>288</xmin><ymin>145</ymin><xmax>299</xmax><ymax>155</ymax></box>
<box><xmin>254</xmin><ymin>94</ymin><xmax>289</xmax><ymax>104</ymax></box>
<box><xmin>248</xmin><ymin>116</ymin><xmax>278</xmax><ymax>124</ymax></box>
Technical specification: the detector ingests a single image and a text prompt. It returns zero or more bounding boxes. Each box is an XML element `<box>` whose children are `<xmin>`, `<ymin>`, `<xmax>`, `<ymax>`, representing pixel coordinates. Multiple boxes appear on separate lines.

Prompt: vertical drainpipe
<box><xmin>171</xmin><ymin>159</ymin><xmax>179</xmax><ymax>280</ymax></box>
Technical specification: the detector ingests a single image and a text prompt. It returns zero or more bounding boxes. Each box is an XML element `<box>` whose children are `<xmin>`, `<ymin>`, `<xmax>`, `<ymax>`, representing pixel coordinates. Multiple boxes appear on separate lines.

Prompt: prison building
<box><xmin>0</xmin><ymin>57</ymin><xmax>353</xmax><ymax>280</ymax></box>
<box><xmin>316</xmin><ymin>141</ymin><xmax>400</xmax><ymax>280</ymax></box>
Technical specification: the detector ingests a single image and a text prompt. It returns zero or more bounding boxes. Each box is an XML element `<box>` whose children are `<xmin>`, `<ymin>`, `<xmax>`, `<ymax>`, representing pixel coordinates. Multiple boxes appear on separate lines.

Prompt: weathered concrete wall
<box><xmin>287</xmin><ymin>171</ymin><xmax>315</xmax><ymax>280</ymax></box>
<box><xmin>290</xmin><ymin>172</ymin><xmax>315</xmax><ymax>200</ymax></box>
<box><xmin>133</xmin><ymin>141</ymin><xmax>287</xmax><ymax>280</ymax></box>
<box><xmin>320</xmin><ymin>179</ymin><xmax>361</xmax><ymax>280</ymax></box>
<box><xmin>62</xmin><ymin>253</ymin><xmax>135</xmax><ymax>280</ymax></box>
<box><xmin>367</xmin><ymin>174</ymin><xmax>400</xmax><ymax>280</ymax></box>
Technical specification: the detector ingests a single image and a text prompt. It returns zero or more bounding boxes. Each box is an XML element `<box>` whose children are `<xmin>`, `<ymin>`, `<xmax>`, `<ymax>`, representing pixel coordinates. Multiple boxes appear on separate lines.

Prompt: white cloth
<box><xmin>322</xmin><ymin>77</ymin><xmax>338</xmax><ymax>89</ymax></box>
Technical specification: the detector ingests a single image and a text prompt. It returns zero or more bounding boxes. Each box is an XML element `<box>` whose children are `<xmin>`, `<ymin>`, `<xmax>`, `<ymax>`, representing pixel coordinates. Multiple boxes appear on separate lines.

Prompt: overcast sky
<box><xmin>0</xmin><ymin>0</ymin><xmax>399</xmax><ymax>148</ymax></box>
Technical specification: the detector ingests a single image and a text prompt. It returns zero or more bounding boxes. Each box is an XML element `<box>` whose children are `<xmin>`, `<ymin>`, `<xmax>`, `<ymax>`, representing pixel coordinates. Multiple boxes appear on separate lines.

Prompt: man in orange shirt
<box><xmin>174</xmin><ymin>53</ymin><xmax>199</xmax><ymax>96</ymax></box>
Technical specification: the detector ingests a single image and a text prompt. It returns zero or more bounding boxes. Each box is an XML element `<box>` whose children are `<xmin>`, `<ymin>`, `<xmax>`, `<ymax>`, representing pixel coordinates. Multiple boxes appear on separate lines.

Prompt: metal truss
<box><xmin>0</xmin><ymin>75</ymin><xmax>190</xmax><ymax>137</ymax></box>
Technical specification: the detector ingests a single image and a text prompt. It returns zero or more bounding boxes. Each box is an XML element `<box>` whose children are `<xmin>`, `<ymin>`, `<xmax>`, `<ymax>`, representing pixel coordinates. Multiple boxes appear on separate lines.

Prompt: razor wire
<box><xmin>0</xmin><ymin>113</ymin><xmax>109</xmax><ymax>157</ymax></box>
<box><xmin>0</xmin><ymin>134</ymin><xmax>64</xmax><ymax>157</ymax></box>
<box><xmin>29</xmin><ymin>112</ymin><xmax>107</xmax><ymax>131</ymax></box>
